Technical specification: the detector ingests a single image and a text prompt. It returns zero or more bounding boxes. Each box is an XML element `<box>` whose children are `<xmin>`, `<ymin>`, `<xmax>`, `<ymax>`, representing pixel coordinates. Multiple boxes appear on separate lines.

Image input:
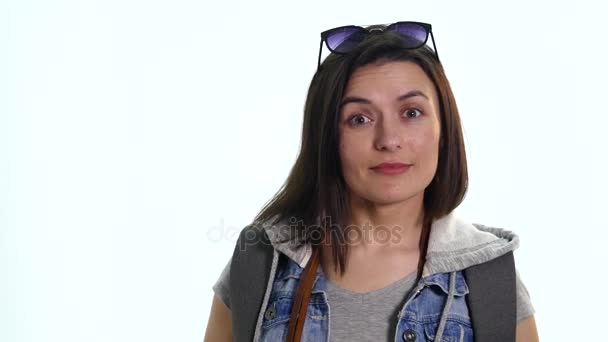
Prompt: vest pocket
<box><xmin>261</xmin><ymin>296</ymin><xmax>293</xmax><ymax>329</ymax></box>
<box><xmin>259</xmin><ymin>294</ymin><xmax>329</xmax><ymax>342</ymax></box>
<box><xmin>422</xmin><ymin>319</ymin><xmax>473</xmax><ymax>342</ymax></box>
<box><xmin>259</xmin><ymin>296</ymin><xmax>292</xmax><ymax>342</ymax></box>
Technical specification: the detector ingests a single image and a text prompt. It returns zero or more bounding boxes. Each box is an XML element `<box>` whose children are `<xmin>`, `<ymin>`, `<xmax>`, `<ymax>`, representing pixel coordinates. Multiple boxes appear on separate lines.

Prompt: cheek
<box><xmin>339</xmin><ymin>140</ymin><xmax>354</xmax><ymax>170</ymax></box>
<box><xmin>408</xmin><ymin>127</ymin><xmax>440</xmax><ymax>165</ymax></box>
<box><xmin>339</xmin><ymin>134</ymin><xmax>364</xmax><ymax>174</ymax></box>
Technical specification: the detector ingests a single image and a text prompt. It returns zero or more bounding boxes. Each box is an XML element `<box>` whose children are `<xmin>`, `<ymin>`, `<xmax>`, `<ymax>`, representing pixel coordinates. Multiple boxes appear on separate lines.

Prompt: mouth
<box><xmin>370</xmin><ymin>163</ymin><xmax>412</xmax><ymax>175</ymax></box>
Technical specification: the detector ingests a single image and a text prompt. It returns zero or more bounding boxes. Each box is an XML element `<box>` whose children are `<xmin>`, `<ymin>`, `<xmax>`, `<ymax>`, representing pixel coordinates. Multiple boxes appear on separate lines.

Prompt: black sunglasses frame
<box><xmin>317</xmin><ymin>21</ymin><xmax>440</xmax><ymax>70</ymax></box>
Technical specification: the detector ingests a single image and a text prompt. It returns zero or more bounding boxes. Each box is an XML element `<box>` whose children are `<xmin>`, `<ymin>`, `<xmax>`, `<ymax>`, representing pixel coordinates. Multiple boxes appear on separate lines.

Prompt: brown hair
<box><xmin>253</xmin><ymin>31</ymin><xmax>468</xmax><ymax>281</ymax></box>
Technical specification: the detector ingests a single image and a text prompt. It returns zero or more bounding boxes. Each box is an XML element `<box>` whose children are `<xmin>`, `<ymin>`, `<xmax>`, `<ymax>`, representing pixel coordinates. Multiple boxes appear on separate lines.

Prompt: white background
<box><xmin>1</xmin><ymin>0</ymin><xmax>606</xmax><ymax>341</ymax></box>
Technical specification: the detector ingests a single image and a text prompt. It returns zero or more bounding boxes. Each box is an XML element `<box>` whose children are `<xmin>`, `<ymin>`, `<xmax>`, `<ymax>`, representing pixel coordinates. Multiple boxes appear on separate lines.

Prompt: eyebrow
<box><xmin>340</xmin><ymin>90</ymin><xmax>429</xmax><ymax>109</ymax></box>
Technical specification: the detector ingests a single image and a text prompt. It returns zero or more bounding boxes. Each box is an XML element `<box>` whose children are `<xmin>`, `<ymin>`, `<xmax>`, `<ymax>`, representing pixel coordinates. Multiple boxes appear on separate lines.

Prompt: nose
<box><xmin>373</xmin><ymin>116</ymin><xmax>402</xmax><ymax>152</ymax></box>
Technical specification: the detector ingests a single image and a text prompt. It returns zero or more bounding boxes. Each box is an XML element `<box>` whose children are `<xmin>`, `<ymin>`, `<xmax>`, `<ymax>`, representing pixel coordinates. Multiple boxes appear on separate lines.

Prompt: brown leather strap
<box><xmin>286</xmin><ymin>245</ymin><xmax>320</xmax><ymax>342</ymax></box>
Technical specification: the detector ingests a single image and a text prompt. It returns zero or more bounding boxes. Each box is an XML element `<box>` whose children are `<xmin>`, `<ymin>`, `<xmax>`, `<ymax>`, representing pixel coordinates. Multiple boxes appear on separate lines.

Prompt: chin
<box><xmin>364</xmin><ymin>192</ymin><xmax>415</xmax><ymax>205</ymax></box>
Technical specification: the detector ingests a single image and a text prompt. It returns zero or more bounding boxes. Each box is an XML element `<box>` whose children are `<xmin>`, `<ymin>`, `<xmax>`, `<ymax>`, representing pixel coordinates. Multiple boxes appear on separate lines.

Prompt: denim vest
<box><xmin>258</xmin><ymin>253</ymin><xmax>474</xmax><ymax>342</ymax></box>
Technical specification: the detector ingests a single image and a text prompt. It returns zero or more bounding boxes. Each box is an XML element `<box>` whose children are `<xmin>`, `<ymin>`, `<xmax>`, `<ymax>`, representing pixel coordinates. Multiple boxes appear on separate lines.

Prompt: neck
<box><xmin>345</xmin><ymin>191</ymin><xmax>425</xmax><ymax>251</ymax></box>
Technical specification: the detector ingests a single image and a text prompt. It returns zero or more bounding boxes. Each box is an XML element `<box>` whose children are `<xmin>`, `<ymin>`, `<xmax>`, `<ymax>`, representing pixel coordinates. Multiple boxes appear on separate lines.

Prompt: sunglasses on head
<box><xmin>317</xmin><ymin>21</ymin><xmax>439</xmax><ymax>70</ymax></box>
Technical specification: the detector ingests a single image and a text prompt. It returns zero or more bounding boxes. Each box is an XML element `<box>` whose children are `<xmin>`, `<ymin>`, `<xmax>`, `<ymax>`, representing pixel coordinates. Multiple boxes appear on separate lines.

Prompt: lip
<box><xmin>370</xmin><ymin>162</ymin><xmax>412</xmax><ymax>175</ymax></box>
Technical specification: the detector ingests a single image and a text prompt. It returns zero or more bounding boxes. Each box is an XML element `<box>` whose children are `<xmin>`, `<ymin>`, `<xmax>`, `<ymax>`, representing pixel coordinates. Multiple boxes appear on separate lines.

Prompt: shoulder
<box><xmin>428</xmin><ymin>213</ymin><xmax>520</xmax><ymax>256</ymax></box>
<box><xmin>424</xmin><ymin>213</ymin><xmax>521</xmax><ymax>276</ymax></box>
<box><xmin>232</xmin><ymin>221</ymin><xmax>273</xmax><ymax>254</ymax></box>
<box><xmin>236</xmin><ymin>221</ymin><xmax>269</xmax><ymax>242</ymax></box>
<box><xmin>230</xmin><ymin>222</ymin><xmax>275</xmax><ymax>274</ymax></box>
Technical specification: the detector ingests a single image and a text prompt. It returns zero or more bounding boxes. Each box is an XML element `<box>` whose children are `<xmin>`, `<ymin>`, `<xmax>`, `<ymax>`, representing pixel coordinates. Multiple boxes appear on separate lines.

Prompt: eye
<box><xmin>403</xmin><ymin>108</ymin><xmax>423</xmax><ymax>119</ymax></box>
<box><xmin>347</xmin><ymin>114</ymin><xmax>371</xmax><ymax>126</ymax></box>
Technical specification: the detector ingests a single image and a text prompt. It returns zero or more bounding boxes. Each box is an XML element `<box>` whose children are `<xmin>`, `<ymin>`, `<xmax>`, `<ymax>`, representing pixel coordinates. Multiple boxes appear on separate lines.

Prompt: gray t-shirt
<box><xmin>322</xmin><ymin>268</ymin><xmax>535</xmax><ymax>341</ymax></box>
<box><xmin>323</xmin><ymin>269</ymin><xmax>418</xmax><ymax>341</ymax></box>
<box><xmin>212</xmin><ymin>258</ymin><xmax>536</xmax><ymax>340</ymax></box>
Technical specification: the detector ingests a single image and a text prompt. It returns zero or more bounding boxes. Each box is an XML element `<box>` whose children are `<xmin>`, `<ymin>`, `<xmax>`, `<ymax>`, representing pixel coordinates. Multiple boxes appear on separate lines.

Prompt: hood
<box><xmin>259</xmin><ymin>211</ymin><xmax>519</xmax><ymax>278</ymax></box>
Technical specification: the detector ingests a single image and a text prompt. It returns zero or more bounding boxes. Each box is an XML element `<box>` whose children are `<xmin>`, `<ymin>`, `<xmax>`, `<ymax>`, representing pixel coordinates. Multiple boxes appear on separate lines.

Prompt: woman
<box><xmin>205</xmin><ymin>21</ymin><xmax>539</xmax><ymax>341</ymax></box>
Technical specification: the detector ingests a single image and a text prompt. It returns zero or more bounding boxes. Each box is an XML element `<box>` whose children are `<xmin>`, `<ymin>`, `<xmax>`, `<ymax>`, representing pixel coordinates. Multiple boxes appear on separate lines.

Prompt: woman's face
<box><xmin>338</xmin><ymin>61</ymin><xmax>442</xmax><ymax>206</ymax></box>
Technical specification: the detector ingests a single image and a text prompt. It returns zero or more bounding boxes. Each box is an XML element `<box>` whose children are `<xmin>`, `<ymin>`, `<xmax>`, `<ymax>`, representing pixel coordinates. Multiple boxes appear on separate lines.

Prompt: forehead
<box><xmin>343</xmin><ymin>61</ymin><xmax>435</xmax><ymax>98</ymax></box>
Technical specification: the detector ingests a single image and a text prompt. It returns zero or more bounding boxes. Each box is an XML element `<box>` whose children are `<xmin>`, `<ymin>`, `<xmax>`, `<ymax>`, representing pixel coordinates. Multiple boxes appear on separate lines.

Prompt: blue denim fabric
<box><xmin>259</xmin><ymin>253</ymin><xmax>329</xmax><ymax>341</ymax></box>
<box><xmin>398</xmin><ymin>272</ymin><xmax>474</xmax><ymax>341</ymax></box>
<box><xmin>258</xmin><ymin>254</ymin><xmax>474</xmax><ymax>342</ymax></box>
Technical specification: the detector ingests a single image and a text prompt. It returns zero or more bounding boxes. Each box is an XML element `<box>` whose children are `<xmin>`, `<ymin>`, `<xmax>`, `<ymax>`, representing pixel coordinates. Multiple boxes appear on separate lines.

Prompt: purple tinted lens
<box><xmin>389</xmin><ymin>23</ymin><xmax>428</xmax><ymax>47</ymax></box>
<box><xmin>326</xmin><ymin>27</ymin><xmax>367</xmax><ymax>53</ymax></box>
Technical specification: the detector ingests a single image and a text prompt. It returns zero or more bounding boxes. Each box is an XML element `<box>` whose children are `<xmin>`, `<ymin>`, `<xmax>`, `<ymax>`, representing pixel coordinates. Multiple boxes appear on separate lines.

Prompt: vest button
<box><xmin>264</xmin><ymin>303</ymin><xmax>276</xmax><ymax>320</ymax></box>
<box><xmin>403</xmin><ymin>329</ymin><xmax>417</xmax><ymax>341</ymax></box>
